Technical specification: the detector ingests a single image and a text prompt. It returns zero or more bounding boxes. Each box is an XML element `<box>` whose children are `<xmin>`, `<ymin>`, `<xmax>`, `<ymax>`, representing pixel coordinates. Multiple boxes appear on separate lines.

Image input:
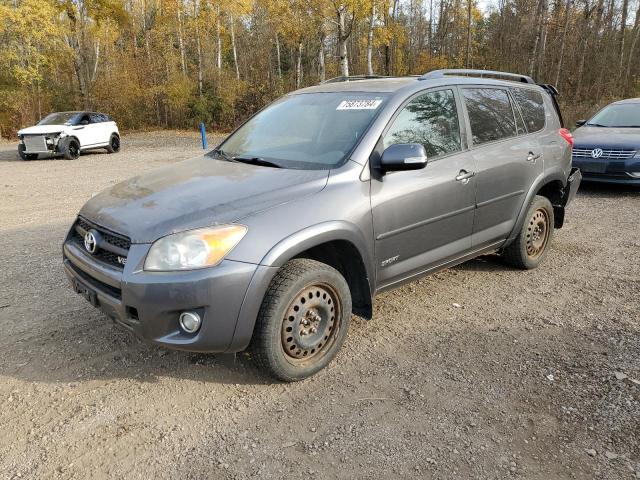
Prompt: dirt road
<box><xmin>0</xmin><ymin>132</ymin><xmax>638</xmax><ymax>479</ymax></box>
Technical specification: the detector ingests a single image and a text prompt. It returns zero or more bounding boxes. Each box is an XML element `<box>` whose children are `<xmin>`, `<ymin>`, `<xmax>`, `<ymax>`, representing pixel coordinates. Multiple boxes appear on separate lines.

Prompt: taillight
<box><xmin>559</xmin><ymin>128</ymin><xmax>573</xmax><ymax>147</ymax></box>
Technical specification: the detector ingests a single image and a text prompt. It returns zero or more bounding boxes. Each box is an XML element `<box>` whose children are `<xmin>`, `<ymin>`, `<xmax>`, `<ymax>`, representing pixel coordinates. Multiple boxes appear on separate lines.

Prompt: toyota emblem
<box><xmin>84</xmin><ymin>231</ymin><xmax>97</xmax><ymax>254</ymax></box>
<box><xmin>591</xmin><ymin>148</ymin><xmax>604</xmax><ymax>159</ymax></box>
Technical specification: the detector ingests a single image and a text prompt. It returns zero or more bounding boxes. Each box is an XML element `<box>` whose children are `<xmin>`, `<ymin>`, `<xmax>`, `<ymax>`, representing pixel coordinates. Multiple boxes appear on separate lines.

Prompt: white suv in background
<box><xmin>17</xmin><ymin>111</ymin><xmax>120</xmax><ymax>160</ymax></box>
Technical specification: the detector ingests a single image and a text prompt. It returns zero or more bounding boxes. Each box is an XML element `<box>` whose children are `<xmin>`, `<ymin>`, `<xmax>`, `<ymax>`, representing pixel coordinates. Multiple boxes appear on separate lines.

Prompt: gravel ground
<box><xmin>0</xmin><ymin>131</ymin><xmax>638</xmax><ymax>480</ymax></box>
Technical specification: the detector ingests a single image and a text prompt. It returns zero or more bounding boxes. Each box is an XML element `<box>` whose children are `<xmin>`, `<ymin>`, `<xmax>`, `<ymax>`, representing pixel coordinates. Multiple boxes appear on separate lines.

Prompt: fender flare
<box><xmin>226</xmin><ymin>221</ymin><xmax>375</xmax><ymax>352</ymax></box>
<box><xmin>506</xmin><ymin>167</ymin><xmax>567</xmax><ymax>244</ymax></box>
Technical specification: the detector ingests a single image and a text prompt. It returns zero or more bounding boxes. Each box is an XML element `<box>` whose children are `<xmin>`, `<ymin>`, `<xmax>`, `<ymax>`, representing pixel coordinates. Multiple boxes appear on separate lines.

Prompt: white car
<box><xmin>17</xmin><ymin>111</ymin><xmax>120</xmax><ymax>160</ymax></box>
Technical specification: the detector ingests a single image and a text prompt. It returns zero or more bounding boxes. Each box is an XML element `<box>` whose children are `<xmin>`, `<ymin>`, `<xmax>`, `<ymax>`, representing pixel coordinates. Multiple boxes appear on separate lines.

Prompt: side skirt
<box><xmin>375</xmin><ymin>240</ymin><xmax>503</xmax><ymax>294</ymax></box>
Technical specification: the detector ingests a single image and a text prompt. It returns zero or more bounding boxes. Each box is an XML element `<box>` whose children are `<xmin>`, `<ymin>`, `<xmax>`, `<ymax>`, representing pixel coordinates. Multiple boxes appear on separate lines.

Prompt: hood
<box><xmin>18</xmin><ymin>125</ymin><xmax>68</xmax><ymax>135</ymax></box>
<box><xmin>573</xmin><ymin>126</ymin><xmax>640</xmax><ymax>150</ymax></box>
<box><xmin>79</xmin><ymin>155</ymin><xmax>330</xmax><ymax>243</ymax></box>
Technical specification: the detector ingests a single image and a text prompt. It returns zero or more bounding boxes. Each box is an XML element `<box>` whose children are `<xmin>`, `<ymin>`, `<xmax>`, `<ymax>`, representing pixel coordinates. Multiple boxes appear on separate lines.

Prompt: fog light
<box><xmin>179</xmin><ymin>311</ymin><xmax>201</xmax><ymax>333</ymax></box>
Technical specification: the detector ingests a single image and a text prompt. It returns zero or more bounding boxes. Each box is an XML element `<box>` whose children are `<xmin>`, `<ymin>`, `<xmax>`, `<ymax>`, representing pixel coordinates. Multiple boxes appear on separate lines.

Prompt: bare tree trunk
<box><xmin>624</xmin><ymin>5</ymin><xmax>640</xmax><ymax>91</ymax></box>
<box><xmin>318</xmin><ymin>34</ymin><xmax>326</xmax><ymax>82</ymax></box>
<box><xmin>337</xmin><ymin>6</ymin><xmax>350</xmax><ymax>77</ymax></box>
<box><xmin>230</xmin><ymin>14</ymin><xmax>240</xmax><ymax>80</ymax></box>
<box><xmin>177</xmin><ymin>6</ymin><xmax>186</xmax><ymax>75</ymax></box>
<box><xmin>529</xmin><ymin>0</ymin><xmax>546</xmax><ymax>77</ymax></box>
<box><xmin>275</xmin><ymin>32</ymin><xmax>282</xmax><ymax>78</ymax></box>
<box><xmin>554</xmin><ymin>0</ymin><xmax>571</xmax><ymax>86</ymax></box>
<box><xmin>216</xmin><ymin>6</ymin><xmax>222</xmax><ymax>70</ymax></box>
<box><xmin>296</xmin><ymin>41</ymin><xmax>303</xmax><ymax>88</ymax></box>
<box><xmin>367</xmin><ymin>1</ymin><xmax>376</xmax><ymax>75</ymax></box>
<box><xmin>618</xmin><ymin>0</ymin><xmax>629</xmax><ymax>75</ymax></box>
<box><xmin>465</xmin><ymin>0</ymin><xmax>472</xmax><ymax>67</ymax></box>
<box><xmin>196</xmin><ymin>25</ymin><xmax>203</xmax><ymax>95</ymax></box>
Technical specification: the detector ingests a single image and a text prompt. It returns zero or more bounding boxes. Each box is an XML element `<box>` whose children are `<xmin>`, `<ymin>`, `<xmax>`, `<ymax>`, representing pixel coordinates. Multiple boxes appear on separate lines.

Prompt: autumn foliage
<box><xmin>0</xmin><ymin>0</ymin><xmax>638</xmax><ymax>138</ymax></box>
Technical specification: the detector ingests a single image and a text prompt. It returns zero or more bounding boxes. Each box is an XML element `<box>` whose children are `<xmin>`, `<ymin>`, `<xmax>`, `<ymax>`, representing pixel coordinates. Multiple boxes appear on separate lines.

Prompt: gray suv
<box><xmin>63</xmin><ymin>69</ymin><xmax>581</xmax><ymax>381</ymax></box>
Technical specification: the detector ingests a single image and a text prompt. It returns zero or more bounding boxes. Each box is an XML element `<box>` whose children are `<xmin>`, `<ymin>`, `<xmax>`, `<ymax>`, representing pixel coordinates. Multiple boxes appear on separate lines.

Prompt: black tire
<box><xmin>502</xmin><ymin>195</ymin><xmax>554</xmax><ymax>270</ymax></box>
<box><xmin>17</xmin><ymin>144</ymin><xmax>37</xmax><ymax>161</ymax></box>
<box><xmin>249</xmin><ymin>258</ymin><xmax>352</xmax><ymax>382</ymax></box>
<box><xmin>61</xmin><ymin>137</ymin><xmax>81</xmax><ymax>160</ymax></box>
<box><xmin>106</xmin><ymin>133</ymin><xmax>120</xmax><ymax>153</ymax></box>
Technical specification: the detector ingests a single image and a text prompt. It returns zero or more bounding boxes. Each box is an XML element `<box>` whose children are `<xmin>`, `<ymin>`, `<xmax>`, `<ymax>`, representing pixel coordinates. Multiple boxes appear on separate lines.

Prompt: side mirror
<box><xmin>575</xmin><ymin>119</ymin><xmax>587</xmax><ymax>127</ymax></box>
<box><xmin>380</xmin><ymin>143</ymin><xmax>428</xmax><ymax>173</ymax></box>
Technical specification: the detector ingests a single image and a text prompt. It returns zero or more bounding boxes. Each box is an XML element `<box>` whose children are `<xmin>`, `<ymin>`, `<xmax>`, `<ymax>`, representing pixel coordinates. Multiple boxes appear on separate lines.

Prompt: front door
<box><xmin>459</xmin><ymin>87</ymin><xmax>543</xmax><ymax>248</ymax></box>
<box><xmin>371</xmin><ymin>88</ymin><xmax>477</xmax><ymax>289</ymax></box>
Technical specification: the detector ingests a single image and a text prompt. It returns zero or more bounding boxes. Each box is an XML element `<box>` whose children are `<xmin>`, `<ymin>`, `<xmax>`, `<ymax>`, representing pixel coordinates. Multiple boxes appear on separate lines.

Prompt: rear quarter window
<box><xmin>511</xmin><ymin>88</ymin><xmax>546</xmax><ymax>132</ymax></box>
<box><xmin>462</xmin><ymin>88</ymin><xmax>516</xmax><ymax>145</ymax></box>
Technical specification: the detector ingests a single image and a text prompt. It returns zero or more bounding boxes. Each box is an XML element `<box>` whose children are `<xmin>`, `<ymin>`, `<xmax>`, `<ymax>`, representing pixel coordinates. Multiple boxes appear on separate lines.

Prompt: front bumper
<box><xmin>572</xmin><ymin>156</ymin><xmax>640</xmax><ymax>185</ymax></box>
<box><xmin>63</xmin><ymin>235</ymin><xmax>276</xmax><ymax>353</ymax></box>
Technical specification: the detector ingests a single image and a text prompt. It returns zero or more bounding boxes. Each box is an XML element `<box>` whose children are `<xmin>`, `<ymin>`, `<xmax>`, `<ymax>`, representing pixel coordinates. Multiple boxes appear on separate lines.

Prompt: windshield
<box><xmin>215</xmin><ymin>92</ymin><xmax>388</xmax><ymax>169</ymax></box>
<box><xmin>588</xmin><ymin>103</ymin><xmax>640</xmax><ymax>127</ymax></box>
<box><xmin>37</xmin><ymin>112</ymin><xmax>81</xmax><ymax>126</ymax></box>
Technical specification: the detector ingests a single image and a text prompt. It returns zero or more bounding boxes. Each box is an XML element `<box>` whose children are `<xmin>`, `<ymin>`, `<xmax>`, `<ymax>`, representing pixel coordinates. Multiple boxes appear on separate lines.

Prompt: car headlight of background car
<box><xmin>633</xmin><ymin>150</ymin><xmax>640</xmax><ymax>159</ymax></box>
<box><xmin>144</xmin><ymin>225</ymin><xmax>247</xmax><ymax>271</ymax></box>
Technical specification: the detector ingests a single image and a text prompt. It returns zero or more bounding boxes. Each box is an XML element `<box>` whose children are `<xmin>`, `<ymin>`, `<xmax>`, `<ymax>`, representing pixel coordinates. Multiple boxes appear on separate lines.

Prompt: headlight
<box><xmin>144</xmin><ymin>225</ymin><xmax>247</xmax><ymax>271</ymax></box>
<box><xmin>633</xmin><ymin>150</ymin><xmax>640</xmax><ymax>159</ymax></box>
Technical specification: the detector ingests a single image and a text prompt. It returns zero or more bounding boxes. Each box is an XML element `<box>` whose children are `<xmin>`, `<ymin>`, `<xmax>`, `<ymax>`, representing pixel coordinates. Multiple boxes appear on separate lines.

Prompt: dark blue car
<box><xmin>572</xmin><ymin>98</ymin><xmax>640</xmax><ymax>185</ymax></box>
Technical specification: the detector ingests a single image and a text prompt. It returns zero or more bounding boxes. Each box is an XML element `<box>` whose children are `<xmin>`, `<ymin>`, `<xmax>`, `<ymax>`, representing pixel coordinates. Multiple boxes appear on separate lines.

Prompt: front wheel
<box><xmin>18</xmin><ymin>144</ymin><xmax>37</xmax><ymax>161</ymax></box>
<box><xmin>61</xmin><ymin>138</ymin><xmax>80</xmax><ymax>160</ymax></box>
<box><xmin>502</xmin><ymin>195</ymin><xmax>554</xmax><ymax>269</ymax></box>
<box><xmin>249</xmin><ymin>259</ymin><xmax>352</xmax><ymax>382</ymax></box>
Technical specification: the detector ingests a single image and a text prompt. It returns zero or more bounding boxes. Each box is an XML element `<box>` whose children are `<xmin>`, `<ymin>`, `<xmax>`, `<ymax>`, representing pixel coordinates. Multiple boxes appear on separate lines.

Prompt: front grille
<box><xmin>72</xmin><ymin>217</ymin><xmax>131</xmax><ymax>269</ymax></box>
<box><xmin>23</xmin><ymin>135</ymin><xmax>47</xmax><ymax>152</ymax></box>
<box><xmin>572</xmin><ymin>148</ymin><xmax>636</xmax><ymax>160</ymax></box>
<box><xmin>65</xmin><ymin>257</ymin><xmax>122</xmax><ymax>300</ymax></box>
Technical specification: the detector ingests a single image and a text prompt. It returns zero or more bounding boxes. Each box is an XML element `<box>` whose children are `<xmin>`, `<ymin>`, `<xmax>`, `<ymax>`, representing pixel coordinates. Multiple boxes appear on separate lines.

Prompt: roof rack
<box><xmin>419</xmin><ymin>69</ymin><xmax>535</xmax><ymax>85</ymax></box>
<box><xmin>322</xmin><ymin>75</ymin><xmax>399</xmax><ymax>84</ymax></box>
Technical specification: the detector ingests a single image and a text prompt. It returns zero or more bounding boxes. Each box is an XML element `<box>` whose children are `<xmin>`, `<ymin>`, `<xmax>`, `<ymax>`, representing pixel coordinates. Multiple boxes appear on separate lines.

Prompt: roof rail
<box><xmin>419</xmin><ymin>69</ymin><xmax>535</xmax><ymax>85</ymax></box>
<box><xmin>322</xmin><ymin>75</ymin><xmax>398</xmax><ymax>84</ymax></box>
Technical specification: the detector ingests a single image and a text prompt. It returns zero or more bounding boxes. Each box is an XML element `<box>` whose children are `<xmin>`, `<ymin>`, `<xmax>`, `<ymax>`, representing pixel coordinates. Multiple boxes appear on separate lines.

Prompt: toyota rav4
<box><xmin>63</xmin><ymin>70</ymin><xmax>581</xmax><ymax>381</ymax></box>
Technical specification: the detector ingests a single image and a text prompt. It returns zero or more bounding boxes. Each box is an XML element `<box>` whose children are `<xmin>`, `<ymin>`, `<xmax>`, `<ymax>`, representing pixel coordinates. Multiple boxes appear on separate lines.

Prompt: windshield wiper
<box><xmin>232</xmin><ymin>156</ymin><xmax>283</xmax><ymax>168</ymax></box>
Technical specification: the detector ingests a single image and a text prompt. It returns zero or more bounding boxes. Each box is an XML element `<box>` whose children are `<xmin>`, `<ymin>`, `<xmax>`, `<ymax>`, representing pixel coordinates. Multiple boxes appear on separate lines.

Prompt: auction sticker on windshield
<box><xmin>337</xmin><ymin>99</ymin><xmax>383</xmax><ymax>110</ymax></box>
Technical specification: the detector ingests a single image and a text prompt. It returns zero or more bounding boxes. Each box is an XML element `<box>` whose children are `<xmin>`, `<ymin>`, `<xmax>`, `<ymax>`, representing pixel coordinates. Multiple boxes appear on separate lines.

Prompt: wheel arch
<box><xmin>260</xmin><ymin>221</ymin><xmax>375</xmax><ymax>319</ymax></box>
<box><xmin>506</xmin><ymin>171</ymin><xmax>567</xmax><ymax>244</ymax></box>
<box><xmin>227</xmin><ymin>222</ymin><xmax>375</xmax><ymax>353</ymax></box>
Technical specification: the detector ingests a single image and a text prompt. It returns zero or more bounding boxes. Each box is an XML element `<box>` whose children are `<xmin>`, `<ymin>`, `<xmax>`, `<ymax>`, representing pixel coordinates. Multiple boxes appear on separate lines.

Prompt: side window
<box><xmin>78</xmin><ymin>114</ymin><xmax>90</xmax><ymax>125</ymax></box>
<box><xmin>90</xmin><ymin>113</ymin><xmax>103</xmax><ymax>123</ymax></box>
<box><xmin>462</xmin><ymin>88</ymin><xmax>516</xmax><ymax>145</ymax></box>
<box><xmin>511</xmin><ymin>88</ymin><xmax>546</xmax><ymax>132</ymax></box>
<box><xmin>514</xmin><ymin>101</ymin><xmax>527</xmax><ymax>135</ymax></box>
<box><xmin>383</xmin><ymin>89</ymin><xmax>461</xmax><ymax>159</ymax></box>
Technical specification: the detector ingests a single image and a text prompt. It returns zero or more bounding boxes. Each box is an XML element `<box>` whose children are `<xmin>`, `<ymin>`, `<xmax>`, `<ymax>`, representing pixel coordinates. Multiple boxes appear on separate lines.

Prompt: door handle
<box><xmin>527</xmin><ymin>152</ymin><xmax>541</xmax><ymax>163</ymax></box>
<box><xmin>455</xmin><ymin>170</ymin><xmax>476</xmax><ymax>183</ymax></box>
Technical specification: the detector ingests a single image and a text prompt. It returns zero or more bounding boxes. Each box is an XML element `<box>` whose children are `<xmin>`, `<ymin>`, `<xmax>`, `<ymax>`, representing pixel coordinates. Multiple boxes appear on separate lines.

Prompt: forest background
<box><xmin>1</xmin><ymin>0</ymin><xmax>638</xmax><ymax>138</ymax></box>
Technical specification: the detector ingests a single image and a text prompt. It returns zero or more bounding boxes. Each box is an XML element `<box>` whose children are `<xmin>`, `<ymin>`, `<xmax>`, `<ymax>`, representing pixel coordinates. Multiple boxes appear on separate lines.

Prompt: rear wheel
<box><xmin>502</xmin><ymin>195</ymin><xmax>554</xmax><ymax>269</ymax></box>
<box><xmin>249</xmin><ymin>259</ymin><xmax>352</xmax><ymax>382</ymax></box>
<box><xmin>62</xmin><ymin>138</ymin><xmax>80</xmax><ymax>160</ymax></box>
<box><xmin>18</xmin><ymin>144</ymin><xmax>37</xmax><ymax>161</ymax></box>
<box><xmin>106</xmin><ymin>134</ymin><xmax>120</xmax><ymax>153</ymax></box>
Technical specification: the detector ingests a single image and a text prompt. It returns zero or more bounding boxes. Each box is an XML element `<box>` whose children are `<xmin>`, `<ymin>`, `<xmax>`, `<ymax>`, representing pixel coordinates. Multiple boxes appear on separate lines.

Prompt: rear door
<box><xmin>460</xmin><ymin>87</ymin><xmax>543</xmax><ymax>248</ymax></box>
<box><xmin>89</xmin><ymin>113</ymin><xmax>110</xmax><ymax>145</ymax></box>
<box><xmin>371</xmin><ymin>87</ymin><xmax>477</xmax><ymax>288</ymax></box>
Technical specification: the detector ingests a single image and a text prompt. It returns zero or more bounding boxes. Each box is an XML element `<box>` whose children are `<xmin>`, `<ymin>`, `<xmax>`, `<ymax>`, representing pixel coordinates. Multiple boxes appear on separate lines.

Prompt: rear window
<box><xmin>462</xmin><ymin>88</ymin><xmax>516</xmax><ymax>145</ymax></box>
<box><xmin>512</xmin><ymin>88</ymin><xmax>546</xmax><ymax>132</ymax></box>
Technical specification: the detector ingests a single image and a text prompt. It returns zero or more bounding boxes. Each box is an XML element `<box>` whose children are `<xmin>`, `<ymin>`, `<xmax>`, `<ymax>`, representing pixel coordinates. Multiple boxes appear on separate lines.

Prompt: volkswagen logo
<box><xmin>84</xmin><ymin>230</ymin><xmax>98</xmax><ymax>254</ymax></box>
<box><xmin>591</xmin><ymin>148</ymin><xmax>604</xmax><ymax>159</ymax></box>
